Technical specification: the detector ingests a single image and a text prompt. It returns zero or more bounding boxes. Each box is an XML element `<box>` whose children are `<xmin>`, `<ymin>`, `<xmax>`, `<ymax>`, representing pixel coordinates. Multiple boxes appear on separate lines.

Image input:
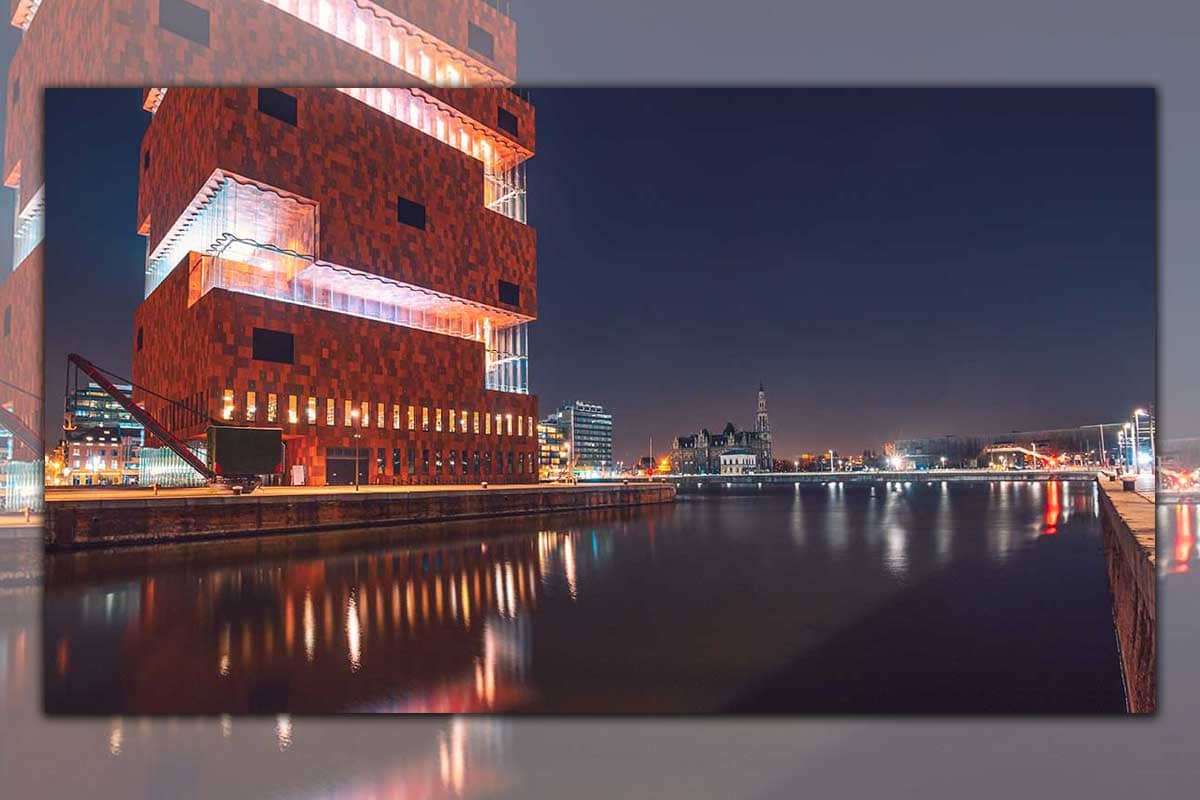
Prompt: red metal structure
<box><xmin>66</xmin><ymin>353</ymin><xmax>214</xmax><ymax>483</ymax></box>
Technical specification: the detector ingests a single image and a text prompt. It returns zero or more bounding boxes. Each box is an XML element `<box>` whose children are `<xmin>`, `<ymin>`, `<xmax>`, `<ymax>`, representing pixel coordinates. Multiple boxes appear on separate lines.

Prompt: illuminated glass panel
<box><xmin>344</xmin><ymin>400</ymin><xmax>353</xmax><ymax>426</ymax></box>
<box><xmin>13</xmin><ymin>185</ymin><xmax>44</xmax><ymax>270</ymax></box>
<box><xmin>267</xmin><ymin>392</ymin><xmax>278</xmax><ymax>422</ymax></box>
<box><xmin>361</xmin><ymin>401</ymin><xmax>370</xmax><ymax>427</ymax></box>
<box><xmin>392</xmin><ymin>404</ymin><xmax>401</xmax><ymax>430</ymax></box>
<box><xmin>436</xmin><ymin>408</ymin><xmax>443</xmax><ymax>432</ymax></box>
<box><xmin>258</xmin><ymin>0</ymin><xmax>509</xmax><ymax>87</ymax></box>
<box><xmin>307</xmin><ymin>396</ymin><xmax>317</xmax><ymax>424</ymax></box>
<box><xmin>408</xmin><ymin>406</ymin><xmax>416</xmax><ymax>430</ymax></box>
<box><xmin>289</xmin><ymin>395</ymin><xmax>299</xmax><ymax>424</ymax></box>
<box><xmin>246</xmin><ymin>391</ymin><xmax>257</xmax><ymax>421</ymax></box>
<box><xmin>222</xmin><ymin>389</ymin><xmax>235</xmax><ymax>420</ymax></box>
<box><xmin>167</xmin><ymin>176</ymin><xmax>530</xmax><ymax>393</ymax></box>
<box><xmin>326</xmin><ymin>398</ymin><xmax>335</xmax><ymax>426</ymax></box>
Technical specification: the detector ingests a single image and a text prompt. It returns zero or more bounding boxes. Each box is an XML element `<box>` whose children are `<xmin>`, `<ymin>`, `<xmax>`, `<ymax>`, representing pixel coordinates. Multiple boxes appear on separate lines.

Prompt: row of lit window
<box><xmin>220</xmin><ymin>390</ymin><xmax>533</xmax><ymax>438</ymax></box>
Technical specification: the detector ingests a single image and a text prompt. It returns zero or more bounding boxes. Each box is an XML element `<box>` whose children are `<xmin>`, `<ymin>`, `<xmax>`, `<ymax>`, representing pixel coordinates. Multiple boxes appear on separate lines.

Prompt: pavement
<box><xmin>43</xmin><ymin>481</ymin><xmax>628</xmax><ymax>502</ymax></box>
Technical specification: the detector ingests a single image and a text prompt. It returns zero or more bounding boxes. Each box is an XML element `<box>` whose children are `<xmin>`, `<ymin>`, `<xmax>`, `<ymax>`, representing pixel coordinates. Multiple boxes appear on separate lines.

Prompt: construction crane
<box><xmin>66</xmin><ymin>353</ymin><xmax>278</xmax><ymax>493</ymax></box>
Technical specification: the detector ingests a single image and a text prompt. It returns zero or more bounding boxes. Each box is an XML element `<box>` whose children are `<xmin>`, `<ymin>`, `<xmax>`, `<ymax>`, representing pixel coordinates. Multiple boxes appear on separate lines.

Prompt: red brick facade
<box><xmin>131</xmin><ymin>80</ymin><xmax>538</xmax><ymax>486</ymax></box>
<box><xmin>0</xmin><ymin>246</ymin><xmax>41</xmax><ymax>459</ymax></box>
<box><xmin>137</xmin><ymin>86</ymin><xmax>536</xmax><ymax>314</ymax></box>
<box><xmin>5</xmin><ymin>0</ymin><xmax>517</xmax><ymax>208</ymax></box>
<box><xmin>1</xmin><ymin>1</ymin><xmax>519</xmax><ymax>479</ymax></box>
<box><xmin>133</xmin><ymin>253</ymin><xmax>538</xmax><ymax>485</ymax></box>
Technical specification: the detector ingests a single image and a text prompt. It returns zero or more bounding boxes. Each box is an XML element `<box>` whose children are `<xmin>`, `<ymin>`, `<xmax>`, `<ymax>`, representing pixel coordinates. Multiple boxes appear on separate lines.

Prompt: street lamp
<box><xmin>828</xmin><ymin>449</ymin><xmax>835</xmax><ymax>473</ymax></box>
<box><xmin>350</xmin><ymin>408</ymin><xmax>361</xmax><ymax>490</ymax></box>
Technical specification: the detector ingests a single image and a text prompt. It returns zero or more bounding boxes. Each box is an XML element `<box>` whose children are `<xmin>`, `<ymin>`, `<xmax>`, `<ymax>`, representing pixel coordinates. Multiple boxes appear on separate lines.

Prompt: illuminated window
<box><xmin>377</xmin><ymin>402</ymin><xmax>385</xmax><ymax>429</ymax></box>
<box><xmin>266</xmin><ymin>393</ymin><xmax>277</xmax><ymax>422</ymax></box>
<box><xmin>307</xmin><ymin>396</ymin><xmax>317</xmax><ymax>424</ymax></box>
<box><xmin>326</xmin><ymin>398</ymin><xmax>335</xmax><ymax>426</ymax></box>
<box><xmin>485</xmin><ymin>413</ymin><xmax>491</xmax><ymax>435</ymax></box>
<box><xmin>517</xmin><ymin>415</ymin><xmax>523</xmax><ymax>436</ymax></box>
<box><xmin>222</xmin><ymin>389</ymin><xmax>235</xmax><ymax>420</ymax></box>
<box><xmin>527</xmin><ymin>416</ymin><xmax>534</xmax><ymax>438</ymax></box>
<box><xmin>360</xmin><ymin>401</ymin><xmax>370</xmax><ymax>427</ymax></box>
<box><xmin>246</xmin><ymin>391</ymin><xmax>257</xmax><ymax>422</ymax></box>
<box><xmin>288</xmin><ymin>395</ymin><xmax>298</xmax><ymax>424</ymax></box>
<box><xmin>473</xmin><ymin>412</ymin><xmax>480</xmax><ymax>434</ymax></box>
<box><xmin>460</xmin><ymin>410</ymin><xmax>468</xmax><ymax>433</ymax></box>
<box><xmin>392</xmin><ymin>404</ymin><xmax>401</xmax><ymax>430</ymax></box>
<box><xmin>436</xmin><ymin>408</ymin><xmax>443</xmax><ymax>432</ymax></box>
<box><xmin>506</xmin><ymin>414</ymin><xmax>513</xmax><ymax>436</ymax></box>
<box><xmin>344</xmin><ymin>400</ymin><xmax>353</xmax><ymax>427</ymax></box>
<box><xmin>408</xmin><ymin>405</ymin><xmax>416</xmax><ymax>431</ymax></box>
<box><xmin>449</xmin><ymin>408</ymin><xmax>456</xmax><ymax>433</ymax></box>
<box><xmin>422</xmin><ymin>407</ymin><xmax>429</xmax><ymax>432</ymax></box>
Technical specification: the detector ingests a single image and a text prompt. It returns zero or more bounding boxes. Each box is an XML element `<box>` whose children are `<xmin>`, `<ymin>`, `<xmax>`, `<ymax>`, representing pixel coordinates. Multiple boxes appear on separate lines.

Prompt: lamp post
<box><xmin>1134</xmin><ymin>408</ymin><xmax>1153</xmax><ymax>473</ymax></box>
<box><xmin>828</xmin><ymin>449</ymin><xmax>835</xmax><ymax>474</ymax></box>
<box><xmin>350</xmin><ymin>409</ymin><xmax>361</xmax><ymax>490</ymax></box>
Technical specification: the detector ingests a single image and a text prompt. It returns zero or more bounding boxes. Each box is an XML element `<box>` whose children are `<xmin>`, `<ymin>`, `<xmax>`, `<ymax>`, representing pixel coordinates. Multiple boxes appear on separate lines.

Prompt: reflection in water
<box><xmin>43</xmin><ymin>484</ymin><xmax>1126</xmax><ymax>713</ymax></box>
<box><xmin>1162</xmin><ymin>503</ymin><xmax>1199</xmax><ymax>576</ymax></box>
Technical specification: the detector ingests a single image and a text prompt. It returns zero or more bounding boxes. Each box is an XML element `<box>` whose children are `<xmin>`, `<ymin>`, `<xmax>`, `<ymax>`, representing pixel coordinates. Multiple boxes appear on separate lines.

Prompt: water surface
<box><xmin>43</xmin><ymin>480</ymin><xmax>1125</xmax><ymax>713</ymax></box>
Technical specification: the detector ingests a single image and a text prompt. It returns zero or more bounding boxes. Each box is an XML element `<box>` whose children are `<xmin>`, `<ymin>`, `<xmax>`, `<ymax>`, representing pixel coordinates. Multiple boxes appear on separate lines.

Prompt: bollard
<box><xmin>24</xmin><ymin>507</ymin><xmax>31</xmax><ymax>523</ymax></box>
<box><xmin>481</xmin><ymin>481</ymin><xmax>489</xmax><ymax>489</ymax></box>
<box><xmin>153</xmin><ymin>482</ymin><xmax>160</xmax><ymax>496</ymax></box>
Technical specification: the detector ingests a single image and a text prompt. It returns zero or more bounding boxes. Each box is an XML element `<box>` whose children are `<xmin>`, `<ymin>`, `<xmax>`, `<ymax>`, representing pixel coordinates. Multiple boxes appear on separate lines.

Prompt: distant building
<box><xmin>670</xmin><ymin>384</ymin><xmax>773</xmax><ymax>473</ymax></box>
<box><xmin>62</xmin><ymin>426</ymin><xmax>140</xmax><ymax>486</ymax></box>
<box><xmin>719</xmin><ymin>448</ymin><xmax>757</xmax><ymax>475</ymax></box>
<box><xmin>537</xmin><ymin>418</ymin><xmax>568</xmax><ymax>481</ymax></box>
<box><xmin>66</xmin><ymin>381</ymin><xmax>143</xmax><ymax>443</ymax></box>
<box><xmin>546</xmin><ymin>401</ymin><xmax>613</xmax><ymax>475</ymax></box>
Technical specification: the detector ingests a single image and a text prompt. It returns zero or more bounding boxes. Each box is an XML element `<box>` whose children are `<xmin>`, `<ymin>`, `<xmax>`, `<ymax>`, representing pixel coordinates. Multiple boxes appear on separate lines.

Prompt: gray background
<box><xmin>1</xmin><ymin>1</ymin><xmax>1195</xmax><ymax>796</ymax></box>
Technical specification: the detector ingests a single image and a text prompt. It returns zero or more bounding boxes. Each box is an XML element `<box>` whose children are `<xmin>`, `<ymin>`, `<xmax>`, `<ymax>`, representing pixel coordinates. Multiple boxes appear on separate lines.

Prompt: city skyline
<box><xmin>43</xmin><ymin>88</ymin><xmax>1155</xmax><ymax>465</ymax></box>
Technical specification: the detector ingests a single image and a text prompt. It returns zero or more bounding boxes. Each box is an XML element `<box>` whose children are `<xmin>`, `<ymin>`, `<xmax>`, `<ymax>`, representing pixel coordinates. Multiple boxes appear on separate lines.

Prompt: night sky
<box><xmin>42</xmin><ymin>88</ymin><xmax>1155</xmax><ymax>462</ymax></box>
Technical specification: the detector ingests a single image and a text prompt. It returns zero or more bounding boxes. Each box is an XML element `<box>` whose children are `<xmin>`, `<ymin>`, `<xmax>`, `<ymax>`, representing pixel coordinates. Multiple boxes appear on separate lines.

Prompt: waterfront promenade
<box><xmin>662</xmin><ymin>468</ymin><xmax>1100</xmax><ymax>491</ymax></box>
<box><xmin>44</xmin><ymin>482</ymin><xmax>676</xmax><ymax>551</ymax></box>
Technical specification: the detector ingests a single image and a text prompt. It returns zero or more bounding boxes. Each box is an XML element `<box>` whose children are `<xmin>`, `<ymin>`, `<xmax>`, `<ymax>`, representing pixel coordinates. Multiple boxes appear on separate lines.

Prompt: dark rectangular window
<box><xmin>498</xmin><ymin>279</ymin><xmax>520</xmax><ymax>307</ymax></box>
<box><xmin>377</xmin><ymin>448</ymin><xmax>386</xmax><ymax>473</ymax></box>
<box><xmin>159</xmin><ymin>0</ymin><xmax>210</xmax><ymax>47</ymax></box>
<box><xmin>422</xmin><ymin>449</ymin><xmax>430</xmax><ymax>474</ymax></box>
<box><xmin>251</xmin><ymin>327</ymin><xmax>294</xmax><ymax>364</ymax></box>
<box><xmin>462</xmin><ymin>449</ymin><xmax>469</xmax><ymax>475</ymax></box>
<box><xmin>467</xmin><ymin>22</ymin><xmax>495</xmax><ymax>60</ymax></box>
<box><xmin>408</xmin><ymin>448</ymin><xmax>416</xmax><ymax>475</ymax></box>
<box><xmin>392</xmin><ymin>448</ymin><xmax>402</xmax><ymax>475</ymax></box>
<box><xmin>143</xmin><ymin>148</ymin><xmax>150</xmax><ymax>171</ymax></box>
<box><xmin>396</xmin><ymin>196</ymin><xmax>426</xmax><ymax>230</ymax></box>
<box><xmin>497</xmin><ymin>106</ymin><xmax>519</xmax><ymax>137</ymax></box>
<box><xmin>136</xmin><ymin>326</ymin><xmax>143</xmax><ymax>351</ymax></box>
<box><xmin>258</xmin><ymin>89</ymin><xmax>298</xmax><ymax>126</ymax></box>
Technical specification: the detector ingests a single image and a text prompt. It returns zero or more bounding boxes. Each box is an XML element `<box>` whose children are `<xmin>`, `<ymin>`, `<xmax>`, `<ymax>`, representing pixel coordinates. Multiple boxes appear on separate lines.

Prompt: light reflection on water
<box><xmin>42</xmin><ymin>481</ymin><xmax>1125</xmax><ymax>714</ymax></box>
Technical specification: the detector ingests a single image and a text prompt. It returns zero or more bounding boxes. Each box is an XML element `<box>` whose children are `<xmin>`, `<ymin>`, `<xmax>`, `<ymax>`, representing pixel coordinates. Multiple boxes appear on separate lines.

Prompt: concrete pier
<box><xmin>1096</xmin><ymin>478</ymin><xmax>1156</xmax><ymax>713</ymax></box>
<box><xmin>44</xmin><ymin>482</ymin><xmax>676</xmax><ymax>551</ymax></box>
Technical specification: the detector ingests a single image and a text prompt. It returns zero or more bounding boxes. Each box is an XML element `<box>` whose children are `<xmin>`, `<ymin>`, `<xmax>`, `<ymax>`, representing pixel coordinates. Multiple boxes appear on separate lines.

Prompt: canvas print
<box><xmin>38</xmin><ymin>83</ymin><xmax>1155</xmax><ymax>714</ymax></box>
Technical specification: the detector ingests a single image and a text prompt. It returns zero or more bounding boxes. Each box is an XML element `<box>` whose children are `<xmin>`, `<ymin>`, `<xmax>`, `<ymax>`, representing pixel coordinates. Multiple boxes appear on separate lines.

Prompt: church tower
<box><xmin>756</xmin><ymin>382</ymin><xmax>773</xmax><ymax>469</ymax></box>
